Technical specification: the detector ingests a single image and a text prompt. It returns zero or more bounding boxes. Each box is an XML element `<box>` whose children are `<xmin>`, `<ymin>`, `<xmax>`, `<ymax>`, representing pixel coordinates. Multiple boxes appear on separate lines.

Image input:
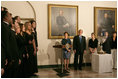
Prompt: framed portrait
<box><xmin>48</xmin><ymin>4</ymin><xmax>78</xmax><ymax>39</ymax></box>
<box><xmin>21</xmin><ymin>18</ymin><xmax>35</xmax><ymax>24</ymax></box>
<box><xmin>94</xmin><ymin>7</ymin><xmax>117</xmax><ymax>37</ymax></box>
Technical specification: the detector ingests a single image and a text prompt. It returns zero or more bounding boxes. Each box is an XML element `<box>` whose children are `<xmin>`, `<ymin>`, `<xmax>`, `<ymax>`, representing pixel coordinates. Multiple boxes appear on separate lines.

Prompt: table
<box><xmin>92</xmin><ymin>54</ymin><xmax>113</xmax><ymax>73</ymax></box>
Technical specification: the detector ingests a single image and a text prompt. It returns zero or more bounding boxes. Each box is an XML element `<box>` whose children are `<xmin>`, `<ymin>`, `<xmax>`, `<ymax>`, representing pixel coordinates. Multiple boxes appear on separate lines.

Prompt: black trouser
<box><xmin>74</xmin><ymin>52</ymin><xmax>83</xmax><ymax>69</ymax></box>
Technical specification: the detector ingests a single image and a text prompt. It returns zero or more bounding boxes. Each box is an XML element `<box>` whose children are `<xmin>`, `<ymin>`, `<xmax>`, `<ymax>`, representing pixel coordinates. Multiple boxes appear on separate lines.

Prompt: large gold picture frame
<box><xmin>94</xmin><ymin>7</ymin><xmax>117</xmax><ymax>37</ymax></box>
<box><xmin>21</xmin><ymin>18</ymin><xmax>34</xmax><ymax>24</ymax></box>
<box><xmin>48</xmin><ymin>4</ymin><xmax>78</xmax><ymax>39</ymax></box>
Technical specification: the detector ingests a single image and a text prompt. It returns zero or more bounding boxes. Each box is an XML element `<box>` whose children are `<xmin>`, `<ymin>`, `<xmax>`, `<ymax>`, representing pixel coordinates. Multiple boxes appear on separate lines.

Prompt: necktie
<box><xmin>79</xmin><ymin>36</ymin><xmax>82</xmax><ymax>43</ymax></box>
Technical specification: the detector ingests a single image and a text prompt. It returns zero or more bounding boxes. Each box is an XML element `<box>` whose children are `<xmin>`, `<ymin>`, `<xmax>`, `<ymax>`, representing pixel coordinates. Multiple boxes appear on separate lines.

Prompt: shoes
<box><xmin>78</xmin><ymin>67</ymin><xmax>82</xmax><ymax>70</ymax></box>
<box><xmin>32</xmin><ymin>74</ymin><xmax>38</xmax><ymax>76</ymax></box>
<box><xmin>74</xmin><ymin>68</ymin><xmax>77</xmax><ymax>70</ymax></box>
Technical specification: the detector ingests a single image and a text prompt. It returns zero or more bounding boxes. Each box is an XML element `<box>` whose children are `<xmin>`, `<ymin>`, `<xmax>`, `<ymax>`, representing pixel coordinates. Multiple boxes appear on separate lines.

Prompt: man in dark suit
<box><xmin>73</xmin><ymin>29</ymin><xmax>86</xmax><ymax>70</ymax></box>
<box><xmin>1</xmin><ymin>10</ymin><xmax>12</xmax><ymax>77</ymax></box>
<box><xmin>1</xmin><ymin>10</ymin><xmax>21</xmax><ymax>77</ymax></box>
<box><xmin>102</xmin><ymin>32</ymin><xmax>111</xmax><ymax>54</ymax></box>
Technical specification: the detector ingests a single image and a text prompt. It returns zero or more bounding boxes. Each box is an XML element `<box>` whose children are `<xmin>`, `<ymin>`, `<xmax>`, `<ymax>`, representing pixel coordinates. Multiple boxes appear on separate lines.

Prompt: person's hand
<box><xmin>89</xmin><ymin>48</ymin><xmax>92</xmax><ymax>53</ymax></box>
<box><xmin>70</xmin><ymin>45</ymin><xmax>72</xmax><ymax>48</ymax></box>
<box><xmin>93</xmin><ymin>49</ymin><xmax>95</xmax><ymax>53</ymax></box>
<box><xmin>68</xmin><ymin>50</ymin><xmax>71</xmax><ymax>52</ymax></box>
<box><xmin>91</xmin><ymin>51</ymin><xmax>94</xmax><ymax>53</ymax></box>
<box><xmin>37</xmin><ymin>47</ymin><xmax>38</xmax><ymax>52</ymax></box>
<box><xmin>112</xmin><ymin>25</ymin><xmax>115</xmax><ymax>28</ymax></box>
<box><xmin>1</xmin><ymin>68</ymin><xmax>4</xmax><ymax>76</ymax></box>
<box><xmin>23</xmin><ymin>54</ymin><xmax>25</xmax><ymax>58</ymax></box>
<box><xmin>19</xmin><ymin>59</ymin><xmax>21</xmax><ymax>65</ymax></box>
<box><xmin>26</xmin><ymin>53</ymin><xmax>29</xmax><ymax>59</ymax></box>
<box><xmin>34</xmin><ymin>50</ymin><xmax>36</xmax><ymax>56</ymax></box>
<box><xmin>5</xmin><ymin>59</ymin><xmax>8</xmax><ymax>66</ymax></box>
<box><xmin>90</xmin><ymin>49</ymin><xmax>93</xmax><ymax>53</ymax></box>
<box><xmin>73</xmin><ymin>50</ymin><xmax>76</xmax><ymax>53</ymax></box>
<box><xmin>84</xmin><ymin>50</ymin><xmax>86</xmax><ymax>53</ymax></box>
<box><xmin>62</xmin><ymin>45</ymin><xmax>65</xmax><ymax>48</ymax></box>
<box><xmin>92</xmin><ymin>48</ymin><xmax>96</xmax><ymax>53</ymax></box>
<box><xmin>29</xmin><ymin>40</ymin><xmax>32</xmax><ymax>44</ymax></box>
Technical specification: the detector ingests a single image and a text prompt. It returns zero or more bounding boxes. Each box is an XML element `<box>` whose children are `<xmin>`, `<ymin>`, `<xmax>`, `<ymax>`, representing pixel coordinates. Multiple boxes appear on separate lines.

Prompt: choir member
<box><xmin>1</xmin><ymin>10</ymin><xmax>21</xmax><ymax>78</ymax></box>
<box><xmin>25</xmin><ymin>22</ymin><xmax>36</xmax><ymax>76</ymax></box>
<box><xmin>30</xmin><ymin>20</ymin><xmax>38</xmax><ymax>73</ymax></box>
<box><xmin>14</xmin><ymin>16</ymin><xmax>21</xmax><ymax>24</ymax></box>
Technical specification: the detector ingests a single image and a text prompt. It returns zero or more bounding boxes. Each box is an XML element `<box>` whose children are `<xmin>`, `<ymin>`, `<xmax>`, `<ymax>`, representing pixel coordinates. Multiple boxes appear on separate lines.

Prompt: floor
<box><xmin>31</xmin><ymin>66</ymin><xmax>117</xmax><ymax>78</ymax></box>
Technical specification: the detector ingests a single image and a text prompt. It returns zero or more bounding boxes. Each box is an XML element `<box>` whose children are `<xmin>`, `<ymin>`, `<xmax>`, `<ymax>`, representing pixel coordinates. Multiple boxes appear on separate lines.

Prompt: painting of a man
<box><xmin>96</xmin><ymin>8</ymin><xmax>117</xmax><ymax>37</ymax></box>
<box><xmin>48</xmin><ymin>4</ymin><xmax>78</xmax><ymax>39</ymax></box>
<box><xmin>56</xmin><ymin>10</ymin><xmax>70</xmax><ymax>35</ymax></box>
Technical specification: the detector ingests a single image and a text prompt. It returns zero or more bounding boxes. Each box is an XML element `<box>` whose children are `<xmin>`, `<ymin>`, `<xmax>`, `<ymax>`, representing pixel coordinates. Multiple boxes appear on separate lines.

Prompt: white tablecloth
<box><xmin>92</xmin><ymin>54</ymin><xmax>112</xmax><ymax>73</ymax></box>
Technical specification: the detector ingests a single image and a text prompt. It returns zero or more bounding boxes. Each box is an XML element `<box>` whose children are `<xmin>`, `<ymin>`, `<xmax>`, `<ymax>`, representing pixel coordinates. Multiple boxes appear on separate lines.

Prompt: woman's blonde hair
<box><xmin>25</xmin><ymin>22</ymin><xmax>32</xmax><ymax>32</ymax></box>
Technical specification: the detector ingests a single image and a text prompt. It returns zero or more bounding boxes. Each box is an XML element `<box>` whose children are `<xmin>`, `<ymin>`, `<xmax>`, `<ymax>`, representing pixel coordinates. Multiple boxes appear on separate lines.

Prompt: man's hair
<box><xmin>1</xmin><ymin>10</ymin><xmax>8</xmax><ymax>21</ymax></box>
<box><xmin>78</xmin><ymin>29</ymin><xmax>83</xmax><ymax>33</ymax></box>
<box><xmin>14</xmin><ymin>16</ymin><xmax>19</xmax><ymax>20</ymax></box>
<box><xmin>1</xmin><ymin>7</ymin><xmax>8</xmax><ymax>11</ymax></box>
<box><xmin>91</xmin><ymin>33</ymin><xmax>95</xmax><ymax>35</ymax></box>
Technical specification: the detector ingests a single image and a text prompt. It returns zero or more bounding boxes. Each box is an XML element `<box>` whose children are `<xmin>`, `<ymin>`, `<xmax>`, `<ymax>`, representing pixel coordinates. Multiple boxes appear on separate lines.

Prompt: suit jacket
<box><xmin>102</xmin><ymin>37</ymin><xmax>111</xmax><ymax>54</ymax></box>
<box><xmin>1</xmin><ymin>22</ymin><xmax>11</xmax><ymax>62</ymax></box>
<box><xmin>9</xmin><ymin>30</ymin><xmax>20</xmax><ymax>61</ymax></box>
<box><xmin>1</xmin><ymin>22</ymin><xmax>19</xmax><ymax>63</ymax></box>
<box><xmin>73</xmin><ymin>35</ymin><xmax>86</xmax><ymax>54</ymax></box>
<box><xmin>1</xmin><ymin>40</ymin><xmax>6</xmax><ymax>68</ymax></box>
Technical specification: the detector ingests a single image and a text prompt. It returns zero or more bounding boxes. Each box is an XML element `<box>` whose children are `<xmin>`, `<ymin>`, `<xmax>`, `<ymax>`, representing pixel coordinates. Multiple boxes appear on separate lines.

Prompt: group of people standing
<box><xmin>1</xmin><ymin>6</ymin><xmax>117</xmax><ymax>78</ymax></box>
<box><xmin>61</xmin><ymin>29</ymin><xmax>117</xmax><ymax>71</ymax></box>
<box><xmin>1</xmin><ymin>7</ymin><xmax>38</xmax><ymax>77</ymax></box>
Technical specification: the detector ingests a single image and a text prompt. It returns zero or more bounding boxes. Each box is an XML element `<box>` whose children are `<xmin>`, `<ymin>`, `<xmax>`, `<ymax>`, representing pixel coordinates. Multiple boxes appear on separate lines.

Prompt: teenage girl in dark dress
<box><xmin>15</xmin><ymin>24</ymin><xmax>29</xmax><ymax>77</ymax></box>
<box><xmin>30</xmin><ymin>20</ymin><xmax>38</xmax><ymax>73</ymax></box>
<box><xmin>25</xmin><ymin>22</ymin><xmax>36</xmax><ymax>76</ymax></box>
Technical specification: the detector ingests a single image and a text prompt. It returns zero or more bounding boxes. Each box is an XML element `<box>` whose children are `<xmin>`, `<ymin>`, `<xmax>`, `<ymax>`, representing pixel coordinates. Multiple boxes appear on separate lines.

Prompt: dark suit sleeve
<box><xmin>102</xmin><ymin>37</ymin><xmax>111</xmax><ymax>53</ymax></box>
<box><xmin>109</xmin><ymin>37</ymin><xmax>111</xmax><ymax>49</ymax></box>
<box><xmin>73</xmin><ymin>36</ymin><xmax>76</xmax><ymax>50</ymax></box>
<box><xmin>84</xmin><ymin>37</ymin><xmax>86</xmax><ymax>50</ymax></box>
<box><xmin>88</xmin><ymin>39</ymin><xmax>90</xmax><ymax>48</ymax></box>
<box><xmin>35</xmin><ymin>31</ymin><xmax>38</xmax><ymax>47</ymax></box>
<box><xmin>1</xmin><ymin>23</ymin><xmax>10</xmax><ymax>61</ymax></box>
<box><xmin>110</xmin><ymin>37</ymin><xmax>113</xmax><ymax>48</ymax></box>
<box><xmin>1</xmin><ymin>42</ymin><xmax>6</xmax><ymax>68</ymax></box>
